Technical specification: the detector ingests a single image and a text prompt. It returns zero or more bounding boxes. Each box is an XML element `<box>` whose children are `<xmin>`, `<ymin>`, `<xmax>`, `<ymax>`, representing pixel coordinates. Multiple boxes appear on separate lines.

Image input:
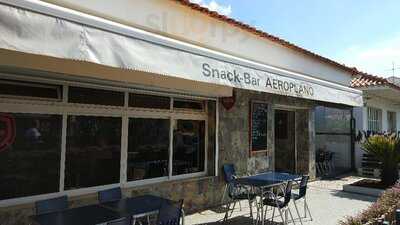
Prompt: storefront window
<box><xmin>0</xmin><ymin>79</ymin><xmax>213</xmax><ymax>202</ymax></box>
<box><xmin>127</xmin><ymin>118</ymin><xmax>170</xmax><ymax>181</ymax></box>
<box><xmin>173</xmin><ymin>99</ymin><xmax>204</xmax><ymax>110</ymax></box>
<box><xmin>129</xmin><ymin>93</ymin><xmax>170</xmax><ymax>109</ymax></box>
<box><xmin>173</xmin><ymin>120</ymin><xmax>205</xmax><ymax>175</ymax></box>
<box><xmin>0</xmin><ymin>79</ymin><xmax>62</xmax><ymax>100</ymax></box>
<box><xmin>68</xmin><ymin>86</ymin><xmax>124</xmax><ymax>106</ymax></box>
<box><xmin>0</xmin><ymin>113</ymin><xmax>62</xmax><ymax>200</ymax></box>
<box><xmin>65</xmin><ymin>116</ymin><xmax>122</xmax><ymax>190</ymax></box>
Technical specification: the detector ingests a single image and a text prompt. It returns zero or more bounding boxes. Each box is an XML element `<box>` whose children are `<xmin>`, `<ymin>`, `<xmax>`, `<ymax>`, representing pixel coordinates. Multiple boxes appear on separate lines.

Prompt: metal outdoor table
<box><xmin>235</xmin><ymin>172</ymin><xmax>301</xmax><ymax>225</ymax></box>
<box><xmin>101</xmin><ymin>195</ymin><xmax>184</xmax><ymax>225</ymax></box>
<box><xmin>32</xmin><ymin>204</ymin><xmax>121</xmax><ymax>225</ymax></box>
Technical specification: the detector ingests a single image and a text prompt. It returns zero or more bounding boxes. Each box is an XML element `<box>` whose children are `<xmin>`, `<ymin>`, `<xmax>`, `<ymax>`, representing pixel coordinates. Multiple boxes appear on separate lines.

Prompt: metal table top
<box><xmin>32</xmin><ymin>204</ymin><xmax>120</xmax><ymax>225</ymax></box>
<box><xmin>236</xmin><ymin>172</ymin><xmax>301</xmax><ymax>187</ymax></box>
<box><xmin>101</xmin><ymin>195</ymin><xmax>170</xmax><ymax>218</ymax></box>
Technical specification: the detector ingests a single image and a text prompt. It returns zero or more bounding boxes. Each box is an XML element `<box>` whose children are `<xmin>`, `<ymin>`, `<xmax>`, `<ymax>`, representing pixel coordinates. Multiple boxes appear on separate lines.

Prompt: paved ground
<box><xmin>185</xmin><ymin>175</ymin><xmax>377</xmax><ymax>225</ymax></box>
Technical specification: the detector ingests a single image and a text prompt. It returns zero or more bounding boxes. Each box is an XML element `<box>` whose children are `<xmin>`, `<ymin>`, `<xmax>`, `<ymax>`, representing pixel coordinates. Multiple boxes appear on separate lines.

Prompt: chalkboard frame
<box><xmin>249</xmin><ymin>100</ymin><xmax>269</xmax><ymax>154</ymax></box>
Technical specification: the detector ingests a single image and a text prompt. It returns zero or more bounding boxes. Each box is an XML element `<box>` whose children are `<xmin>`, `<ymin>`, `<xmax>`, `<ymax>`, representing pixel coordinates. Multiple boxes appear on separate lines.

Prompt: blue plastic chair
<box><xmin>98</xmin><ymin>187</ymin><xmax>122</xmax><ymax>203</ymax></box>
<box><xmin>35</xmin><ymin>195</ymin><xmax>68</xmax><ymax>215</ymax></box>
<box><xmin>223</xmin><ymin>164</ymin><xmax>236</xmax><ymax>183</ymax></box>
<box><xmin>156</xmin><ymin>199</ymin><xmax>184</xmax><ymax>225</ymax></box>
<box><xmin>221</xmin><ymin>164</ymin><xmax>236</xmax><ymax>203</ymax></box>
<box><xmin>292</xmin><ymin>175</ymin><xmax>312</xmax><ymax>223</ymax></box>
<box><xmin>222</xmin><ymin>164</ymin><xmax>256</xmax><ymax>222</ymax></box>
<box><xmin>106</xmin><ymin>217</ymin><xmax>131</xmax><ymax>225</ymax></box>
<box><xmin>263</xmin><ymin>181</ymin><xmax>296</xmax><ymax>225</ymax></box>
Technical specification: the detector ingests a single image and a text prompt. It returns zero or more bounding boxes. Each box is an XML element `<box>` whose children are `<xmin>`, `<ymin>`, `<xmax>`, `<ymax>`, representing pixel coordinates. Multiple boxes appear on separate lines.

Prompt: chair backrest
<box><xmin>35</xmin><ymin>195</ymin><xmax>68</xmax><ymax>215</ymax></box>
<box><xmin>106</xmin><ymin>217</ymin><xmax>131</xmax><ymax>225</ymax></box>
<box><xmin>283</xmin><ymin>181</ymin><xmax>293</xmax><ymax>207</ymax></box>
<box><xmin>156</xmin><ymin>199</ymin><xmax>184</xmax><ymax>225</ymax></box>
<box><xmin>98</xmin><ymin>187</ymin><xmax>122</xmax><ymax>203</ymax></box>
<box><xmin>299</xmin><ymin>175</ymin><xmax>309</xmax><ymax>198</ymax></box>
<box><xmin>222</xmin><ymin>164</ymin><xmax>236</xmax><ymax>183</ymax></box>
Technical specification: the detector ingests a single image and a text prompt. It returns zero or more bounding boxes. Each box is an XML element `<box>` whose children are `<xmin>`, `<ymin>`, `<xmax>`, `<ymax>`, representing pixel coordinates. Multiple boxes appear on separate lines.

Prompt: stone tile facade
<box><xmin>0</xmin><ymin>88</ymin><xmax>318</xmax><ymax>225</ymax></box>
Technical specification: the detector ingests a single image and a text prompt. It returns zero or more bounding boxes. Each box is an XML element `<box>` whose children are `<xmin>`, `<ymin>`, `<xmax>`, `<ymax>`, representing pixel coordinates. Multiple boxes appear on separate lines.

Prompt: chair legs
<box><xmin>304</xmin><ymin>198</ymin><xmax>313</xmax><ymax>221</ymax></box>
<box><xmin>293</xmin><ymin>200</ymin><xmax>304</xmax><ymax>225</ymax></box>
<box><xmin>292</xmin><ymin>197</ymin><xmax>312</xmax><ymax>223</ymax></box>
<box><xmin>221</xmin><ymin>184</ymin><xmax>228</xmax><ymax>204</ymax></box>
<box><xmin>224</xmin><ymin>200</ymin><xmax>238</xmax><ymax>221</ymax></box>
<box><xmin>224</xmin><ymin>199</ymin><xmax>256</xmax><ymax>223</ymax></box>
<box><xmin>264</xmin><ymin>205</ymin><xmax>296</xmax><ymax>225</ymax></box>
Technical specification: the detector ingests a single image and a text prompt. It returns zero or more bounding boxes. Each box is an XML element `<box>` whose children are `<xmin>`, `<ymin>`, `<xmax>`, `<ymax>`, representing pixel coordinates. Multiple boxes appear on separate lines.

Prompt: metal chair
<box><xmin>222</xmin><ymin>164</ymin><xmax>257</xmax><ymax>222</ymax></box>
<box><xmin>262</xmin><ymin>181</ymin><xmax>296</xmax><ymax>225</ymax></box>
<box><xmin>156</xmin><ymin>199</ymin><xmax>184</xmax><ymax>225</ymax></box>
<box><xmin>98</xmin><ymin>187</ymin><xmax>122</xmax><ymax>203</ymax></box>
<box><xmin>106</xmin><ymin>217</ymin><xmax>131</xmax><ymax>225</ymax></box>
<box><xmin>221</xmin><ymin>164</ymin><xmax>237</xmax><ymax>204</ymax></box>
<box><xmin>35</xmin><ymin>195</ymin><xmax>68</xmax><ymax>215</ymax></box>
<box><xmin>292</xmin><ymin>175</ymin><xmax>312</xmax><ymax>224</ymax></box>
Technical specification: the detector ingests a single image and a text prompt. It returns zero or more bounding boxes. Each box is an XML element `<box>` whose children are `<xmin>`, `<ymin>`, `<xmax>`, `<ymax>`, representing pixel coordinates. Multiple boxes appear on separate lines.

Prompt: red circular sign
<box><xmin>0</xmin><ymin>114</ymin><xmax>16</xmax><ymax>153</ymax></box>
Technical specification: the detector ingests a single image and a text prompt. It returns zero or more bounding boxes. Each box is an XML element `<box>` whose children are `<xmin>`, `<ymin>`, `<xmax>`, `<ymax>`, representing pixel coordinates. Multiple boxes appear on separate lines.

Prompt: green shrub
<box><xmin>361</xmin><ymin>134</ymin><xmax>400</xmax><ymax>186</ymax></box>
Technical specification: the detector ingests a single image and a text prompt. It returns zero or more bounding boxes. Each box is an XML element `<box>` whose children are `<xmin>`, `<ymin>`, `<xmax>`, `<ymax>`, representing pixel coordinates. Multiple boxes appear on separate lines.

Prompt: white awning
<box><xmin>0</xmin><ymin>0</ymin><xmax>363</xmax><ymax>106</ymax></box>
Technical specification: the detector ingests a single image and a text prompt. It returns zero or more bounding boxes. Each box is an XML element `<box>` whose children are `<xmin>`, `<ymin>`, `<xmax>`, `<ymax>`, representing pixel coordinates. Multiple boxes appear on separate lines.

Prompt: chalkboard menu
<box><xmin>250</xmin><ymin>101</ymin><xmax>268</xmax><ymax>152</ymax></box>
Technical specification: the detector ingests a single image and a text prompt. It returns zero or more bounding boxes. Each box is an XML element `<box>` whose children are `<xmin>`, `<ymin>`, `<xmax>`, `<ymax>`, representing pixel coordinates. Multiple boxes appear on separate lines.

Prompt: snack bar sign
<box><xmin>202</xmin><ymin>63</ymin><xmax>314</xmax><ymax>98</ymax></box>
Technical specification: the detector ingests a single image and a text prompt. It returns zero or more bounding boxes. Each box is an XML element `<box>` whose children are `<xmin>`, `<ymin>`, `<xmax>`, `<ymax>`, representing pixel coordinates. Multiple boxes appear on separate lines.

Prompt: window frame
<box><xmin>0</xmin><ymin>75</ymin><xmax>212</xmax><ymax>207</ymax></box>
<box><xmin>367</xmin><ymin>107</ymin><xmax>382</xmax><ymax>132</ymax></box>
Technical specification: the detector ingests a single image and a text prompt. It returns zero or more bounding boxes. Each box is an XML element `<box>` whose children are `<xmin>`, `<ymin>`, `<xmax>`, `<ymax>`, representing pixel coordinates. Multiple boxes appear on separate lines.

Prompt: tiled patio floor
<box><xmin>185</xmin><ymin>175</ymin><xmax>377</xmax><ymax>225</ymax></box>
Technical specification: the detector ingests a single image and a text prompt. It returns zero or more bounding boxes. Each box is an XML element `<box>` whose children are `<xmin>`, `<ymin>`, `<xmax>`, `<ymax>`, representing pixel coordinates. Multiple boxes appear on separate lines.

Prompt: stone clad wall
<box><xmin>0</xmin><ymin>88</ymin><xmax>317</xmax><ymax>225</ymax></box>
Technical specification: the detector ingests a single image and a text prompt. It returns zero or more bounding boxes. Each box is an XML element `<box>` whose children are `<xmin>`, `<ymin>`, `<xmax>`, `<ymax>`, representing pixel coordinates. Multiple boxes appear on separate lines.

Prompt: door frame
<box><xmin>273</xmin><ymin>107</ymin><xmax>297</xmax><ymax>173</ymax></box>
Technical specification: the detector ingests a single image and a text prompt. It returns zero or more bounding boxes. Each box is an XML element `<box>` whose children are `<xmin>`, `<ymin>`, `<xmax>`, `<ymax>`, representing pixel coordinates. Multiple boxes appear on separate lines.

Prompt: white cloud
<box><xmin>335</xmin><ymin>34</ymin><xmax>400</xmax><ymax>77</ymax></box>
<box><xmin>190</xmin><ymin>0</ymin><xmax>232</xmax><ymax>16</ymax></box>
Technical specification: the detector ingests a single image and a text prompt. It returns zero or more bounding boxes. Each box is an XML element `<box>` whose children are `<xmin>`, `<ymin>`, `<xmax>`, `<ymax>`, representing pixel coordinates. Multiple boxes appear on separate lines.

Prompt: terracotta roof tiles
<box><xmin>351</xmin><ymin>72</ymin><xmax>400</xmax><ymax>91</ymax></box>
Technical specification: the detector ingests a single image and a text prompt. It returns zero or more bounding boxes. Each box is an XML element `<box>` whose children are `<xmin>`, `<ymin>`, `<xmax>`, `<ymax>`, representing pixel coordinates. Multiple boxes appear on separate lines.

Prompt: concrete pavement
<box><xmin>185</xmin><ymin>175</ymin><xmax>376</xmax><ymax>225</ymax></box>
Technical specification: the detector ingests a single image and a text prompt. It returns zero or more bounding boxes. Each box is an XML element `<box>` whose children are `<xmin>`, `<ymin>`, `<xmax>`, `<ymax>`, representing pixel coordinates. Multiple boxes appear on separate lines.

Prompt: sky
<box><xmin>190</xmin><ymin>0</ymin><xmax>400</xmax><ymax>78</ymax></box>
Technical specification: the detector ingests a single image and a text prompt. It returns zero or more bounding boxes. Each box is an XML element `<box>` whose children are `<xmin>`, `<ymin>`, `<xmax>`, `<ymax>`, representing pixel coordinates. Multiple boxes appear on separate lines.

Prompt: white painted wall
<box><xmin>354</xmin><ymin>95</ymin><xmax>400</xmax><ymax>169</ymax></box>
<box><xmin>41</xmin><ymin>0</ymin><xmax>354</xmax><ymax>86</ymax></box>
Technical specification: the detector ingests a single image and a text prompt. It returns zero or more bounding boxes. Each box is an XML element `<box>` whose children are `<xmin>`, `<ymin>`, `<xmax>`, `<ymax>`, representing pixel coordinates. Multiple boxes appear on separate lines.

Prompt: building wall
<box><xmin>41</xmin><ymin>0</ymin><xmax>354</xmax><ymax>86</ymax></box>
<box><xmin>0</xmin><ymin>88</ymin><xmax>316</xmax><ymax>225</ymax></box>
<box><xmin>354</xmin><ymin>95</ymin><xmax>400</xmax><ymax>169</ymax></box>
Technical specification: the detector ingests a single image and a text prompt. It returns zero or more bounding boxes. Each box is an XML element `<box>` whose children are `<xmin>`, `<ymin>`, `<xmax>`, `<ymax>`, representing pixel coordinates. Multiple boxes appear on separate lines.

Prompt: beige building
<box><xmin>0</xmin><ymin>1</ymin><xmax>362</xmax><ymax>224</ymax></box>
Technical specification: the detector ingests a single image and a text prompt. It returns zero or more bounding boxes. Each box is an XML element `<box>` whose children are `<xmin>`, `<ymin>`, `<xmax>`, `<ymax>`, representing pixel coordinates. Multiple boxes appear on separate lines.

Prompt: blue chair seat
<box><xmin>291</xmin><ymin>193</ymin><xmax>303</xmax><ymax>200</ymax></box>
<box><xmin>262</xmin><ymin>198</ymin><xmax>286</xmax><ymax>208</ymax></box>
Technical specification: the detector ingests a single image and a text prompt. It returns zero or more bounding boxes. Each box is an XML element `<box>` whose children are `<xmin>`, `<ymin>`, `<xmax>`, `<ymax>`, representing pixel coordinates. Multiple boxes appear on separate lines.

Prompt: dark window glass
<box><xmin>65</xmin><ymin>116</ymin><xmax>121</xmax><ymax>189</ymax></box>
<box><xmin>127</xmin><ymin>118</ymin><xmax>170</xmax><ymax>181</ymax></box>
<box><xmin>173</xmin><ymin>120</ymin><xmax>205</xmax><ymax>175</ymax></box>
<box><xmin>68</xmin><ymin>87</ymin><xmax>124</xmax><ymax>106</ymax></box>
<box><xmin>315</xmin><ymin>106</ymin><xmax>351</xmax><ymax>134</ymax></box>
<box><xmin>0</xmin><ymin>113</ymin><xmax>62</xmax><ymax>200</ymax></box>
<box><xmin>0</xmin><ymin>79</ymin><xmax>62</xmax><ymax>99</ymax></box>
<box><xmin>173</xmin><ymin>99</ymin><xmax>204</xmax><ymax>110</ymax></box>
<box><xmin>129</xmin><ymin>94</ymin><xmax>170</xmax><ymax>109</ymax></box>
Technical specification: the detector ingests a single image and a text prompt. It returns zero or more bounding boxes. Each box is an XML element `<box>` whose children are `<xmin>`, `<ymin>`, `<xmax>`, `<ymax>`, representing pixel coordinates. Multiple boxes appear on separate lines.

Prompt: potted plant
<box><xmin>362</xmin><ymin>134</ymin><xmax>400</xmax><ymax>186</ymax></box>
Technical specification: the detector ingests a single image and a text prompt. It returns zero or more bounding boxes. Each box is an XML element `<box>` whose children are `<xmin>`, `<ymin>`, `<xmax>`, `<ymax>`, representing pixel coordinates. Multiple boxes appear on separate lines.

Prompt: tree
<box><xmin>361</xmin><ymin>134</ymin><xmax>400</xmax><ymax>186</ymax></box>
